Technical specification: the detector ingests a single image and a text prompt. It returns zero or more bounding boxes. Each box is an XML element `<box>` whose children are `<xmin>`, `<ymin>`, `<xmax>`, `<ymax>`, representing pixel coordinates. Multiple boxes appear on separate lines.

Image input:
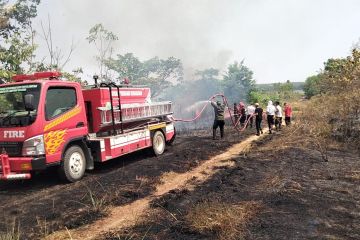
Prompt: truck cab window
<box><xmin>45</xmin><ymin>87</ymin><xmax>77</xmax><ymax>120</ymax></box>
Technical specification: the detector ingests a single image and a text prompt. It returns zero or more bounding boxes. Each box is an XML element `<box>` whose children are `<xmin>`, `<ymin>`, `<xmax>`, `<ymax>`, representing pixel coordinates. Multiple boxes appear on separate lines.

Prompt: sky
<box><xmin>33</xmin><ymin>0</ymin><xmax>360</xmax><ymax>83</ymax></box>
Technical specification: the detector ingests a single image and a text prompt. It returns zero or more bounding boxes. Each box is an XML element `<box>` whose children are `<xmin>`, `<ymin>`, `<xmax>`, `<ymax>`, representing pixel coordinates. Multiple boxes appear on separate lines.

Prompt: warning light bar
<box><xmin>34</xmin><ymin>71</ymin><xmax>61</xmax><ymax>79</ymax></box>
<box><xmin>12</xmin><ymin>72</ymin><xmax>62</xmax><ymax>82</ymax></box>
<box><xmin>12</xmin><ymin>74</ymin><xmax>34</xmax><ymax>82</ymax></box>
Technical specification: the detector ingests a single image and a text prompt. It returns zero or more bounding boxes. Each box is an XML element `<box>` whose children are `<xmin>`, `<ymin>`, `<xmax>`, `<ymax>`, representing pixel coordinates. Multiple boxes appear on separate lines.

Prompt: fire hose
<box><xmin>171</xmin><ymin>93</ymin><xmax>256</xmax><ymax>132</ymax></box>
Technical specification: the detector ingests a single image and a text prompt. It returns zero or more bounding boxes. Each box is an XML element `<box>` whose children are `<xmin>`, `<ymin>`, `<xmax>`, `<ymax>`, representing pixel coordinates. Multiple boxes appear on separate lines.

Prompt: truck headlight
<box><xmin>22</xmin><ymin>135</ymin><xmax>45</xmax><ymax>156</ymax></box>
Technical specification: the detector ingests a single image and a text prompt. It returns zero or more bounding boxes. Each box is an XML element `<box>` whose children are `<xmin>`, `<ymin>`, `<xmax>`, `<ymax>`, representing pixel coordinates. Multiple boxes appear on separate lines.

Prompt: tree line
<box><xmin>304</xmin><ymin>49</ymin><xmax>360</xmax><ymax>99</ymax></box>
<box><xmin>302</xmin><ymin>48</ymin><xmax>360</xmax><ymax>150</ymax></box>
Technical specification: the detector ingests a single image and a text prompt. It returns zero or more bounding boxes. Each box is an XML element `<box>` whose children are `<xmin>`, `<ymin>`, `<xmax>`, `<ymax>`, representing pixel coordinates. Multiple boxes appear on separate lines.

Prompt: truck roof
<box><xmin>2</xmin><ymin>71</ymin><xmax>80</xmax><ymax>87</ymax></box>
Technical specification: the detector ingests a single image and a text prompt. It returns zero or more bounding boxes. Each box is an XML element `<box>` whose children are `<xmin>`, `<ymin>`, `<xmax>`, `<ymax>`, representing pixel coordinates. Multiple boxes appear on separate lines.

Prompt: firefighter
<box><xmin>238</xmin><ymin>102</ymin><xmax>246</xmax><ymax>127</ymax></box>
<box><xmin>254</xmin><ymin>103</ymin><xmax>263</xmax><ymax>136</ymax></box>
<box><xmin>266</xmin><ymin>100</ymin><xmax>276</xmax><ymax>134</ymax></box>
<box><xmin>211</xmin><ymin>100</ymin><xmax>225</xmax><ymax>140</ymax></box>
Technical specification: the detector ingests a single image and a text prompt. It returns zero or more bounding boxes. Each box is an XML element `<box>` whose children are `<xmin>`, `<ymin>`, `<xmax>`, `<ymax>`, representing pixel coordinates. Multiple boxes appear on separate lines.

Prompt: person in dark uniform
<box><xmin>254</xmin><ymin>103</ymin><xmax>263</xmax><ymax>136</ymax></box>
<box><xmin>238</xmin><ymin>102</ymin><xmax>246</xmax><ymax>127</ymax></box>
<box><xmin>211</xmin><ymin>100</ymin><xmax>225</xmax><ymax>140</ymax></box>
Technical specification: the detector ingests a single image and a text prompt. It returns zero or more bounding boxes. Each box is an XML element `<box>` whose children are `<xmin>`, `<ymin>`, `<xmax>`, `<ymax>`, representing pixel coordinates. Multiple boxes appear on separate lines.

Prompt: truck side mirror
<box><xmin>24</xmin><ymin>94</ymin><xmax>35</xmax><ymax>111</ymax></box>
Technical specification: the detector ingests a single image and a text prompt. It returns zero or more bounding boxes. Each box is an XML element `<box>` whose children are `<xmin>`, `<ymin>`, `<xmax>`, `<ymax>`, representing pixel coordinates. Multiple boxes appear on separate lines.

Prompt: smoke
<box><xmin>30</xmin><ymin>0</ymin><xmax>360</xmax><ymax>133</ymax></box>
<box><xmin>34</xmin><ymin>0</ymin><xmax>360</xmax><ymax>84</ymax></box>
<box><xmin>185</xmin><ymin>100</ymin><xmax>210</xmax><ymax>112</ymax></box>
<box><xmin>34</xmin><ymin>0</ymin><xmax>239</xmax><ymax>81</ymax></box>
<box><xmin>174</xmin><ymin>100</ymin><xmax>215</xmax><ymax>131</ymax></box>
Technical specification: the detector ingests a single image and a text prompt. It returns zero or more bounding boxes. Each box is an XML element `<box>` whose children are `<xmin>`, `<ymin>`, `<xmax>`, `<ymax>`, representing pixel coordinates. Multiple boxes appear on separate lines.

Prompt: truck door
<box><xmin>43</xmin><ymin>84</ymin><xmax>88</xmax><ymax>164</ymax></box>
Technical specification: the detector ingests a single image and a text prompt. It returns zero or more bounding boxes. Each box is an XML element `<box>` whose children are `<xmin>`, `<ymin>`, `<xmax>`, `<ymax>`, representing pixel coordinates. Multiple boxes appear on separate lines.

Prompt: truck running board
<box><xmin>0</xmin><ymin>154</ymin><xmax>31</xmax><ymax>180</ymax></box>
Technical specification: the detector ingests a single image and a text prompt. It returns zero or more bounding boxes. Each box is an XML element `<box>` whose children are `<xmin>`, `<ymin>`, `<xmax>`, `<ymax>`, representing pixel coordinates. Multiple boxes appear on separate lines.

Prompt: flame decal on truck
<box><xmin>44</xmin><ymin>107</ymin><xmax>81</xmax><ymax>132</ymax></box>
<box><xmin>44</xmin><ymin>130</ymin><xmax>67</xmax><ymax>155</ymax></box>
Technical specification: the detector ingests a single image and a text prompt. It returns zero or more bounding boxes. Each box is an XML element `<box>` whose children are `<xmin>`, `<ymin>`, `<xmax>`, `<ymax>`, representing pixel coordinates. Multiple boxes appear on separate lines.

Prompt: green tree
<box><xmin>87</xmin><ymin>23</ymin><xmax>118</xmax><ymax>79</ymax></box>
<box><xmin>139</xmin><ymin>56</ymin><xmax>183</xmax><ymax>97</ymax></box>
<box><xmin>222</xmin><ymin>60</ymin><xmax>255</xmax><ymax>103</ymax></box>
<box><xmin>106</xmin><ymin>53</ymin><xmax>183</xmax><ymax>97</ymax></box>
<box><xmin>62</xmin><ymin>68</ymin><xmax>88</xmax><ymax>86</ymax></box>
<box><xmin>248</xmin><ymin>80</ymin><xmax>298</xmax><ymax>105</ymax></box>
<box><xmin>304</xmin><ymin>75</ymin><xmax>321</xmax><ymax>98</ymax></box>
<box><xmin>0</xmin><ymin>0</ymin><xmax>40</xmax><ymax>39</ymax></box>
<box><xmin>161</xmin><ymin>68</ymin><xmax>220</xmax><ymax>103</ymax></box>
<box><xmin>320</xmin><ymin>49</ymin><xmax>360</xmax><ymax>93</ymax></box>
<box><xmin>105</xmin><ymin>53</ymin><xmax>143</xmax><ymax>81</ymax></box>
<box><xmin>0</xmin><ymin>0</ymin><xmax>40</xmax><ymax>82</ymax></box>
<box><xmin>273</xmin><ymin>80</ymin><xmax>294</xmax><ymax>100</ymax></box>
<box><xmin>248</xmin><ymin>89</ymin><xmax>279</xmax><ymax>106</ymax></box>
<box><xmin>0</xmin><ymin>32</ymin><xmax>36</xmax><ymax>80</ymax></box>
<box><xmin>192</xmin><ymin>68</ymin><xmax>221</xmax><ymax>100</ymax></box>
<box><xmin>195</xmin><ymin>68</ymin><xmax>219</xmax><ymax>80</ymax></box>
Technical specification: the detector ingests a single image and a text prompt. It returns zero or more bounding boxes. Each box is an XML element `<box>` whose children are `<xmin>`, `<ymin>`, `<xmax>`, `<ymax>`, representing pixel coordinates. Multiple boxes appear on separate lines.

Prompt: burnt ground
<box><xmin>0</xmin><ymin>128</ymin><xmax>251</xmax><ymax>239</ymax></box>
<box><xmin>102</xmin><ymin>131</ymin><xmax>360</xmax><ymax>240</ymax></box>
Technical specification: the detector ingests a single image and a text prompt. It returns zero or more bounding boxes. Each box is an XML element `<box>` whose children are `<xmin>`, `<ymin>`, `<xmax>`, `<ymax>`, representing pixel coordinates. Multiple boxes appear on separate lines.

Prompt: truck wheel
<box><xmin>152</xmin><ymin>131</ymin><xmax>165</xmax><ymax>156</ymax></box>
<box><xmin>58</xmin><ymin>145</ymin><xmax>86</xmax><ymax>182</ymax></box>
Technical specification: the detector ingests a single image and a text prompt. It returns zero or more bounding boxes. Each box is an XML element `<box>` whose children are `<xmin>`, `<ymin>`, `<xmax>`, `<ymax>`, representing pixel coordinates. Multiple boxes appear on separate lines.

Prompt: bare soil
<box><xmin>46</xmin><ymin>130</ymin><xmax>258</xmax><ymax>240</ymax></box>
<box><xmin>1</xmin><ymin>125</ymin><xmax>359</xmax><ymax>240</ymax></box>
<box><xmin>101</xmin><ymin>131</ymin><xmax>360</xmax><ymax>240</ymax></box>
<box><xmin>0</xmin><ymin>128</ymin><xmax>251</xmax><ymax>239</ymax></box>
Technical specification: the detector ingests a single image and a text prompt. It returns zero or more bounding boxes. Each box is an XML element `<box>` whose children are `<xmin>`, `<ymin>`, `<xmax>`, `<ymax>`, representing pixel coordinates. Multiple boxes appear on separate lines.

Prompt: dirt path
<box><xmin>0</xmin><ymin>129</ymin><xmax>254</xmax><ymax>239</ymax></box>
<box><xmin>47</xmin><ymin>134</ymin><xmax>263</xmax><ymax>240</ymax></box>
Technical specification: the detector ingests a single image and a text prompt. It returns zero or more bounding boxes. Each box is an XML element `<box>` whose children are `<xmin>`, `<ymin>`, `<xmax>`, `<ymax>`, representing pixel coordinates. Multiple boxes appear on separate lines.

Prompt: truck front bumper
<box><xmin>0</xmin><ymin>154</ymin><xmax>46</xmax><ymax>180</ymax></box>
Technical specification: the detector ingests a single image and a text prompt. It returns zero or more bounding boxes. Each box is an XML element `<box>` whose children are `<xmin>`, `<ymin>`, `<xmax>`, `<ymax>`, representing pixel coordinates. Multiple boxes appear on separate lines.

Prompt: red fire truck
<box><xmin>0</xmin><ymin>72</ymin><xmax>175</xmax><ymax>182</ymax></box>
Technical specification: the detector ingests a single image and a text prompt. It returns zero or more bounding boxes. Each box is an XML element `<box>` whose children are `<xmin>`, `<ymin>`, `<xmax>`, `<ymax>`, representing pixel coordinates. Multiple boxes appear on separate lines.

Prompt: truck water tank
<box><xmin>82</xmin><ymin>87</ymin><xmax>152</xmax><ymax>133</ymax></box>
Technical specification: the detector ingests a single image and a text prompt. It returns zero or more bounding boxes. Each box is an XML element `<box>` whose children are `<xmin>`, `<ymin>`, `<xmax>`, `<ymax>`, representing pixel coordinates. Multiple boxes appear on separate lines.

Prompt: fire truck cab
<box><xmin>0</xmin><ymin>72</ymin><xmax>175</xmax><ymax>182</ymax></box>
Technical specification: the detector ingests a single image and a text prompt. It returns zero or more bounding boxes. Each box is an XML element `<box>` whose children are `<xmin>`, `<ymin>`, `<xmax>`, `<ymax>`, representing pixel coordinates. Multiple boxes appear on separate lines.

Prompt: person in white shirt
<box><xmin>246</xmin><ymin>104</ymin><xmax>256</xmax><ymax>128</ymax></box>
<box><xmin>266</xmin><ymin>100</ymin><xmax>276</xmax><ymax>134</ymax></box>
<box><xmin>275</xmin><ymin>101</ymin><xmax>283</xmax><ymax>131</ymax></box>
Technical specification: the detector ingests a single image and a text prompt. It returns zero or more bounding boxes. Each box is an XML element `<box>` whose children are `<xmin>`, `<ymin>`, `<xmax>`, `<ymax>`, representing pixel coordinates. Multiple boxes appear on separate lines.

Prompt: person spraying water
<box><xmin>172</xmin><ymin>93</ymin><xmax>256</xmax><ymax>137</ymax></box>
<box><xmin>211</xmin><ymin>99</ymin><xmax>225</xmax><ymax>140</ymax></box>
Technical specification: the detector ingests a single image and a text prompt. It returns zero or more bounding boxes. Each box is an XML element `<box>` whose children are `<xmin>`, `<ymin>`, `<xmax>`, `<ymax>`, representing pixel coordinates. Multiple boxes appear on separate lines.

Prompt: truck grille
<box><xmin>0</xmin><ymin>142</ymin><xmax>23</xmax><ymax>157</ymax></box>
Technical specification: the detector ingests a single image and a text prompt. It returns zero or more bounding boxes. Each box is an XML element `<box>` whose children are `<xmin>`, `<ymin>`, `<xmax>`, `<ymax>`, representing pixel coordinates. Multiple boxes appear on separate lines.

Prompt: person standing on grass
<box><xmin>284</xmin><ymin>102</ymin><xmax>292</xmax><ymax>125</ymax></box>
<box><xmin>238</xmin><ymin>102</ymin><xmax>246</xmax><ymax>127</ymax></box>
<box><xmin>266</xmin><ymin>100</ymin><xmax>276</xmax><ymax>134</ymax></box>
<box><xmin>275</xmin><ymin>101</ymin><xmax>283</xmax><ymax>131</ymax></box>
<box><xmin>254</xmin><ymin>103</ymin><xmax>263</xmax><ymax>136</ymax></box>
<box><xmin>211</xmin><ymin>100</ymin><xmax>225</xmax><ymax>140</ymax></box>
<box><xmin>246</xmin><ymin>103</ymin><xmax>255</xmax><ymax>128</ymax></box>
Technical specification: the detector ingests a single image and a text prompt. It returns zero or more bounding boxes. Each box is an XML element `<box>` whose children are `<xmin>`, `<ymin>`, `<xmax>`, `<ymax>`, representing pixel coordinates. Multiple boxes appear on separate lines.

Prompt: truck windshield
<box><xmin>0</xmin><ymin>84</ymin><xmax>41</xmax><ymax>127</ymax></box>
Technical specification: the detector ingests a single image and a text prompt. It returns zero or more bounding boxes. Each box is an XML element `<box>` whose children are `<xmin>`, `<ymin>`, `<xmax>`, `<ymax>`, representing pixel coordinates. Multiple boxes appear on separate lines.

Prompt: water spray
<box><xmin>171</xmin><ymin>93</ymin><xmax>255</xmax><ymax>132</ymax></box>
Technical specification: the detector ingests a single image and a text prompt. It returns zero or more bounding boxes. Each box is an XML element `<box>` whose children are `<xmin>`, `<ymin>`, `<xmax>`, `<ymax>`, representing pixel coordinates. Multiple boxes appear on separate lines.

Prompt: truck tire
<box><xmin>58</xmin><ymin>145</ymin><xmax>86</xmax><ymax>182</ymax></box>
<box><xmin>152</xmin><ymin>130</ymin><xmax>166</xmax><ymax>156</ymax></box>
